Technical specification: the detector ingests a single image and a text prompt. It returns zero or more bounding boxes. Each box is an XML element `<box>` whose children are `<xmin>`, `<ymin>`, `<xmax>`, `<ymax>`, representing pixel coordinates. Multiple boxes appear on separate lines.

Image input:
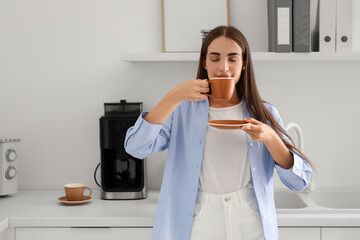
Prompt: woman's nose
<box><xmin>219</xmin><ymin>60</ymin><xmax>229</xmax><ymax>72</ymax></box>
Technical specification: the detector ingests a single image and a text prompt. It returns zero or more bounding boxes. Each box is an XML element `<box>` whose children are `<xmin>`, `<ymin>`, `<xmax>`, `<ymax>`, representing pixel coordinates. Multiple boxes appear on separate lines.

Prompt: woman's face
<box><xmin>203</xmin><ymin>36</ymin><xmax>244</xmax><ymax>83</ymax></box>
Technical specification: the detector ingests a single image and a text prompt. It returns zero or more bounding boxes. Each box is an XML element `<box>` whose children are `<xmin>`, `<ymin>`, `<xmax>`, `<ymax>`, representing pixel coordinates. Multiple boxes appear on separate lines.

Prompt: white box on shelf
<box><xmin>336</xmin><ymin>0</ymin><xmax>353</xmax><ymax>52</ymax></box>
<box><xmin>319</xmin><ymin>0</ymin><xmax>336</xmax><ymax>52</ymax></box>
<box><xmin>353</xmin><ymin>0</ymin><xmax>360</xmax><ymax>52</ymax></box>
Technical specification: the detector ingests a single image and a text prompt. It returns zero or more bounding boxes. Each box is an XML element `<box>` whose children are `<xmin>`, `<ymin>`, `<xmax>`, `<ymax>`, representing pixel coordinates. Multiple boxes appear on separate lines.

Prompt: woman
<box><xmin>124</xmin><ymin>25</ymin><xmax>313</xmax><ymax>240</ymax></box>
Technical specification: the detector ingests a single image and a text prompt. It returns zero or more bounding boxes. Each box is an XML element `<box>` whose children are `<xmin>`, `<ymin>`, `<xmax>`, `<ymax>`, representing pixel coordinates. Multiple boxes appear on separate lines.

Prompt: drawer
<box><xmin>322</xmin><ymin>228</ymin><xmax>360</xmax><ymax>240</ymax></box>
<box><xmin>279</xmin><ymin>227</ymin><xmax>320</xmax><ymax>240</ymax></box>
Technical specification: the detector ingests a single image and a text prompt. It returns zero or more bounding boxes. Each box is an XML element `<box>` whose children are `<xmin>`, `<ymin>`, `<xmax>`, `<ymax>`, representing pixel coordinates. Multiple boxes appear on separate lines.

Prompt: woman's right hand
<box><xmin>170</xmin><ymin>79</ymin><xmax>210</xmax><ymax>102</ymax></box>
<box><xmin>143</xmin><ymin>79</ymin><xmax>209</xmax><ymax>125</ymax></box>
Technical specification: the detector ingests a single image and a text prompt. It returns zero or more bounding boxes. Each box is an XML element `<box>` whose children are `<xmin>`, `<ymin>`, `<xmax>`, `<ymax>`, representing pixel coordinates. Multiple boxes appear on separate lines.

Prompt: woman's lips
<box><xmin>217</xmin><ymin>75</ymin><xmax>231</xmax><ymax>77</ymax></box>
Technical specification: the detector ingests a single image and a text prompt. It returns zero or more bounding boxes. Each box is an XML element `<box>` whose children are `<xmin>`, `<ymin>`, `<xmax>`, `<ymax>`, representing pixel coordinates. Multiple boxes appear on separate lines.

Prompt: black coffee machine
<box><xmin>99</xmin><ymin>99</ymin><xmax>146</xmax><ymax>200</ymax></box>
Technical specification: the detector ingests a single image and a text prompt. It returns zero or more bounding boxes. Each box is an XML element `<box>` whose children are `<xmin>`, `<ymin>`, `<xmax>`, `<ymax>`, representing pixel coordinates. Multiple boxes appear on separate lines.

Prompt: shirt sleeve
<box><xmin>124</xmin><ymin>111</ymin><xmax>174</xmax><ymax>159</ymax></box>
<box><xmin>270</xmin><ymin>106</ymin><xmax>312</xmax><ymax>191</ymax></box>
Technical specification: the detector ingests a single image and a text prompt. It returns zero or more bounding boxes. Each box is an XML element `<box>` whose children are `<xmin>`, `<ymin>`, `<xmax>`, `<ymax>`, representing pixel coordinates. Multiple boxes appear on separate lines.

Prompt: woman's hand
<box><xmin>170</xmin><ymin>79</ymin><xmax>210</xmax><ymax>102</ymax></box>
<box><xmin>240</xmin><ymin>118</ymin><xmax>276</xmax><ymax>143</ymax></box>
<box><xmin>241</xmin><ymin>118</ymin><xmax>294</xmax><ymax>169</ymax></box>
<box><xmin>143</xmin><ymin>79</ymin><xmax>209</xmax><ymax>125</ymax></box>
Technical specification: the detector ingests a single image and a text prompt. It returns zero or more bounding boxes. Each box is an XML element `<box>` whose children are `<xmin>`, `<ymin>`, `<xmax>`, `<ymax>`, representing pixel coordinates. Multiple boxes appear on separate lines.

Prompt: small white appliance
<box><xmin>0</xmin><ymin>139</ymin><xmax>20</xmax><ymax>196</ymax></box>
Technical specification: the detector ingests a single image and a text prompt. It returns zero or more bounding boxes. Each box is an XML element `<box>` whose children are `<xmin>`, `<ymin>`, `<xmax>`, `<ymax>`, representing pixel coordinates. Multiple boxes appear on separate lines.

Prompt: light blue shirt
<box><xmin>124</xmin><ymin>98</ymin><xmax>312</xmax><ymax>240</ymax></box>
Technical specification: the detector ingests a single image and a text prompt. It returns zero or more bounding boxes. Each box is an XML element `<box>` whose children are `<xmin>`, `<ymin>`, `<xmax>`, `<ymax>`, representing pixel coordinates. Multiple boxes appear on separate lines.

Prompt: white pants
<box><xmin>190</xmin><ymin>188</ymin><xmax>265</xmax><ymax>240</ymax></box>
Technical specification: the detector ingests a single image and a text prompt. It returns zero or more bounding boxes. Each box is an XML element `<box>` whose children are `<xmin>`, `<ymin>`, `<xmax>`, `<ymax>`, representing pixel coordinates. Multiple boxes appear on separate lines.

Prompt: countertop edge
<box><xmin>9</xmin><ymin>217</ymin><xmax>154</xmax><ymax>228</ymax></box>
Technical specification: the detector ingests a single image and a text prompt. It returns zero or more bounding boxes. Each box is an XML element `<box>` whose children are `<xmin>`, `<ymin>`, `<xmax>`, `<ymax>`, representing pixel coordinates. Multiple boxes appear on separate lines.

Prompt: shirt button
<box><xmin>262</xmin><ymin>215</ymin><xmax>266</xmax><ymax>219</ymax></box>
<box><xmin>252</xmin><ymin>167</ymin><xmax>256</xmax><ymax>171</ymax></box>
<box><xmin>200</xmin><ymin>140</ymin><xmax>203</xmax><ymax>144</ymax></box>
<box><xmin>224</xmin><ymin>197</ymin><xmax>231</xmax><ymax>202</ymax></box>
<box><xmin>256</xmin><ymin>191</ymin><xmax>259</xmax><ymax>195</ymax></box>
<box><xmin>250</xmin><ymin>142</ymin><xmax>253</xmax><ymax>147</ymax></box>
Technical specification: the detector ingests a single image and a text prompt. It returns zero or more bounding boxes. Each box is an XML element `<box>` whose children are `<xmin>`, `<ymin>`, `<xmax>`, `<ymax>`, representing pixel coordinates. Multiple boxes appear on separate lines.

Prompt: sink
<box><xmin>310</xmin><ymin>190</ymin><xmax>360</xmax><ymax>209</ymax></box>
<box><xmin>274</xmin><ymin>191</ymin><xmax>307</xmax><ymax>209</ymax></box>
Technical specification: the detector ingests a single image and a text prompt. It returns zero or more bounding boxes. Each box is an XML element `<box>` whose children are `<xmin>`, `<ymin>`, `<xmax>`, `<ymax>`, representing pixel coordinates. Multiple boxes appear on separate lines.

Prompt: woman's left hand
<box><xmin>240</xmin><ymin>118</ymin><xmax>275</xmax><ymax>143</ymax></box>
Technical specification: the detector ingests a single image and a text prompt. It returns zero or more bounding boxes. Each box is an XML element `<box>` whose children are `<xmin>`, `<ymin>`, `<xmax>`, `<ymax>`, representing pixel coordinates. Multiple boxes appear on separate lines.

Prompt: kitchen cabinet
<box><xmin>12</xmin><ymin>227</ymin><xmax>360</xmax><ymax>240</ymax></box>
<box><xmin>278</xmin><ymin>227</ymin><xmax>320</xmax><ymax>240</ymax></box>
<box><xmin>322</xmin><ymin>228</ymin><xmax>360</xmax><ymax>240</ymax></box>
<box><xmin>279</xmin><ymin>227</ymin><xmax>360</xmax><ymax>240</ymax></box>
<box><xmin>16</xmin><ymin>227</ymin><xmax>153</xmax><ymax>240</ymax></box>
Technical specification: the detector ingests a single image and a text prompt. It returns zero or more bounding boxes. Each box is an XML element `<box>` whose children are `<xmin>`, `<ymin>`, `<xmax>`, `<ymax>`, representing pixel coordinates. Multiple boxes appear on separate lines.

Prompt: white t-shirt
<box><xmin>198</xmin><ymin>101</ymin><xmax>252</xmax><ymax>194</ymax></box>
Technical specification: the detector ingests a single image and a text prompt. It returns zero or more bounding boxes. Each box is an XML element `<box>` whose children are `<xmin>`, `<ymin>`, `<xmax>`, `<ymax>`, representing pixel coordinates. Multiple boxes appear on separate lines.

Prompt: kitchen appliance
<box><xmin>0</xmin><ymin>139</ymin><xmax>20</xmax><ymax>196</ymax></box>
<box><xmin>99</xmin><ymin>100</ymin><xmax>147</xmax><ymax>200</ymax></box>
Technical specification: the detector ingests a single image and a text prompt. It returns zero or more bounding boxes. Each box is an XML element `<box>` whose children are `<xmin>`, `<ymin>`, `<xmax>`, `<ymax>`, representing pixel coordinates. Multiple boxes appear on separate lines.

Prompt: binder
<box><xmin>319</xmin><ymin>0</ymin><xmax>336</xmax><ymax>52</ymax></box>
<box><xmin>309</xmin><ymin>0</ymin><xmax>319</xmax><ymax>52</ymax></box>
<box><xmin>354</xmin><ymin>0</ymin><xmax>360</xmax><ymax>52</ymax></box>
<box><xmin>336</xmin><ymin>0</ymin><xmax>353</xmax><ymax>52</ymax></box>
<box><xmin>293</xmin><ymin>0</ymin><xmax>311</xmax><ymax>52</ymax></box>
<box><xmin>275</xmin><ymin>0</ymin><xmax>292</xmax><ymax>52</ymax></box>
<box><xmin>267</xmin><ymin>0</ymin><xmax>276</xmax><ymax>52</ymax></box>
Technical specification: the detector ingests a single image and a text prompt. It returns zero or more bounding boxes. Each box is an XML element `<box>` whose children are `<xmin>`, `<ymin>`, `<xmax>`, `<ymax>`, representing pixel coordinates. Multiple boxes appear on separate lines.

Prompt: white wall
<box><xmin>0</xmin><ymin>0</ymin><xmax>360</xmax><ymax>190</ymax></box>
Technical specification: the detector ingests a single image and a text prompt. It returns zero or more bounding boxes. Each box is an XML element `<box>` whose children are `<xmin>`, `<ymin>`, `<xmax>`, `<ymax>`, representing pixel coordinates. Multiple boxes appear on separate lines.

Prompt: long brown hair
<box><xmin>196</xmin><ymin>25</ymin><xmax>314</xmax><ymax>170</ymax></box>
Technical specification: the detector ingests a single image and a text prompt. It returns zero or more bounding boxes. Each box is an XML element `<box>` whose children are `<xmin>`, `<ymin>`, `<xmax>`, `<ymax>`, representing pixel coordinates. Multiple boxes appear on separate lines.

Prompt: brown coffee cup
<box><xmin>207</xmin><ymin>78</ymin><xmax>236</xmax><ymax>100</ymax></box>
<box><xmin>64</xmin><ymin>183</ymin><xmax>92</xmax><ymax>201</ymax></box>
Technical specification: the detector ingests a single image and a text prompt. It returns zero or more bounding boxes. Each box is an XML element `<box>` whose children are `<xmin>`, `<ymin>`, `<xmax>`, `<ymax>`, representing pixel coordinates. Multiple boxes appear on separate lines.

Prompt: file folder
<box><xmin>293</xmin><ymin>0</ymin><xmax>311</xmax><ymax>52</ymax></box>
<box><xmin>354</xmin><ymin>0</ymin><xmax>360</xmax><ymax>52</ymax></box>
<box><xmin>275</xmin><ymin>0</ymin><xmax>292</xmax><ymax>52</ymax></box>
<box><xmin>336</xmin><ymin>0</ymin><xmax>353</xmax><ymax>52</ymax></box>
<box><xmin>267</xmin><ymin>0</ymin><xmax>276</xmax><ymax>52</ymax></box>
<box><xmin>319</xmin><ymin>0</ymin><xmax>336</xmax><ymax>52</ymax></box>
<box><xmin>310</xmin><ymin>0</ymin><xmax>319</xmax><ymax>52</ymax></box>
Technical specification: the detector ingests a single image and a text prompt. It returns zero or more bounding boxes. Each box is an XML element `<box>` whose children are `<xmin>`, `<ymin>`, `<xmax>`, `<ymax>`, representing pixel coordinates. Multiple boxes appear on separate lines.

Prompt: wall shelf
<box><xmin>122</xmin><ymin>52</ymin><xmax>360</xmax><ymax>62</ymax></box>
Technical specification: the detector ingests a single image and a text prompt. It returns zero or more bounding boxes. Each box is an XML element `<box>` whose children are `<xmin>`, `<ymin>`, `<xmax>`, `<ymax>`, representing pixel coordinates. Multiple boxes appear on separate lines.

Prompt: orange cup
<box><xmin>64</xmin><ymin>183</ymin><xmax>92</xmax><ymax>201</ymax></box>
<box><xmin>208</xmin><ymin>78</ymin><xmax>236</xmax><ymax>100</ymax></box>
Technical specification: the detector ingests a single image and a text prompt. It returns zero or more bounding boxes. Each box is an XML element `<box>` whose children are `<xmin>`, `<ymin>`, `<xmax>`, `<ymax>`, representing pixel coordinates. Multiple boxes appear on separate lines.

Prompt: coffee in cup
<box><xmin>208</xmin><ymin>77</ymin><xmax>236</xmax><ymax>100</ymax></box>
<box><xmin>64</xmin><ymin>183</ymin><xmax>92</xmax><ymax>201</ymax></box>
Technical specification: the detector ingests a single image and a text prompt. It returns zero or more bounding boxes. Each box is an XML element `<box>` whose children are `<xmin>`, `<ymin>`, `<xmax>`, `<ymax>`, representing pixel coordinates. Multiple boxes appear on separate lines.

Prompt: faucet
<box><xmin>285</xmin><ymin>122</ymin><xmax>315</xmax><ymax>192</ymax></box>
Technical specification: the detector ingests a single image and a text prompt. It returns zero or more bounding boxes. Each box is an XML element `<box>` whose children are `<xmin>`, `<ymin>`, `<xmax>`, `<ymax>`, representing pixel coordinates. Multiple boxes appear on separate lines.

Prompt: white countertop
<box><xmin>0</xmin><ymin>190</ymin><xmax>45</xmax><ymax>232</ymax></box>
<box><xmin>2</xmin><ymin>189</ymin><xmax>360</xmax><ymax>233</ymax></box>
<box><xmin>9</xmin><ymin>189</ymin><xmax>159</xmax><ymax>228</ymax></box>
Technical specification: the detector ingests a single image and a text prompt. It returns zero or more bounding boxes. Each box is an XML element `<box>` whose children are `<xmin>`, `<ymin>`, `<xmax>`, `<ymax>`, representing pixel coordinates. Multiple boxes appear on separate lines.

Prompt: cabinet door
<box><xmin>16</xmin><ymin>228</ymin><xmax>153</xmax><ymax>240</ymax></box>
<box><xmin>322</xmin><ymin>228</ymin><xmax>360</xmax><ymax>240</ymax></box>
<box><xmin>279</xmin><ymin>227</ymin><xmax>320</xmax><ymax>240</ymax></box>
